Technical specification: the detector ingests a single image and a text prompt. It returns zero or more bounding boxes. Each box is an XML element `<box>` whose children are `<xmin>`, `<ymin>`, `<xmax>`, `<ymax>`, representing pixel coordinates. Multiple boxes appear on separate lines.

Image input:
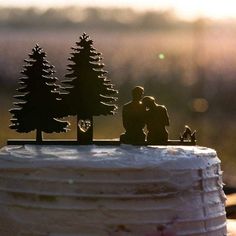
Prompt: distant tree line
<box><xmin>0</xmin><ymin>7</ymin><xmax>197</xmax><ymax>30</ymax></box>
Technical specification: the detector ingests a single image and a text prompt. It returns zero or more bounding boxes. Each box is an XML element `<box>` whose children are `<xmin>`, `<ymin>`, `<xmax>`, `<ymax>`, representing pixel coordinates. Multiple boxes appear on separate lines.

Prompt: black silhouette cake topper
<box><xmin>180</xmin><ymin>125</ymin><xmax>196</xmax><ymax>143</ymax></box>
<box><xmin>120</xmin><ymin>86</ymin><xmax>195</xmax><ymax>145</ymax></box>
<box><xmin>142</xmin><ymin>96</ymin><xmax>170</xmax><ymax>145</ymax></box>
<box><xmin>120</xmin><ymin>86</ymin><xmax>146</xmax><ymax>144</ymax></box>
<box><xmin>10</xmin><ymin>44</ymin><xmax>69</xmax><ymax>143</ymax></box>
<box><xmin>60</xmin><ymin>33</ymin><xmax>118</xmax><ymax>144</ymax></box>
<box><xmin>8</xmin><ymin>33</ymin><xmax>196</xmax><ymax>146</ymax></box>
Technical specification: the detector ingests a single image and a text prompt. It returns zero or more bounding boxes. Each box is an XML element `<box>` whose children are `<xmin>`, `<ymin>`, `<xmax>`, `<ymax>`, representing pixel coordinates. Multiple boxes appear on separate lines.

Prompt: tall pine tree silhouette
<box><xmin>10</xmin><ymin>44</ymin><xmax>69</xmax><ymax>142</ymax></box>
<box><xmin>62</xmin><ymin>33</ymin><xmax>117</xmax><ymax>143</ymax></box>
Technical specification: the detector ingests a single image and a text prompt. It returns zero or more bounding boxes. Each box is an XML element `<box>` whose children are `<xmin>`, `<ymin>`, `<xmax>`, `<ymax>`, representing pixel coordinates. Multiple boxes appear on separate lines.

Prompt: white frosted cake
<box><xmin>0</xmin><ymin>145</ymin><xmax>227</xmax><ymax>235</ymax></box>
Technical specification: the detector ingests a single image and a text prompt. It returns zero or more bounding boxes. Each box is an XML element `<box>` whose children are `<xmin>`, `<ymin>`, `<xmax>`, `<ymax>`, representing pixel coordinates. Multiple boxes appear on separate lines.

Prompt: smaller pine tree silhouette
<box><xmin>10</xmin><ymin>44</ymin><xmax>69</xmax><ymax>142</ymax></box>
<box><xmin>61</xmin><ymin>33</ymin><xmax>117</xmax><ymax>143</ymax></box>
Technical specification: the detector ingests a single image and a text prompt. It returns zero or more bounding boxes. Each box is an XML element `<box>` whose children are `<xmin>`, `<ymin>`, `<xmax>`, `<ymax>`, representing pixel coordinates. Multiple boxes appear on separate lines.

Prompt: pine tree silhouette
<box><xmin>61</xmin><ymin>33</ymin><xmax>117</xmax><ymax>143</ymax></box>
<box><xmin>10</xmin><ymin>44</ymin><xmax>69</xmax><ymax>143</ymax></box>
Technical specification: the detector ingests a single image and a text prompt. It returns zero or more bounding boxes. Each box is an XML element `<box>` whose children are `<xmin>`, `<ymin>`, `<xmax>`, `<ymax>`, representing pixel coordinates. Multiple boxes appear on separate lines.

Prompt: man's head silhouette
<box><xmin>132</xmin><ymin>86</ymin><xmax>144</xmax><ymax>102</ymax></box>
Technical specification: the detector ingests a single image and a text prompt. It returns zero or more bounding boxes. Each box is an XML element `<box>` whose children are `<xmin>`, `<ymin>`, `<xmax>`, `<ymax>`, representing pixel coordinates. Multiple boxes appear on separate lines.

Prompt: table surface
<box><xmin>228</xmin><ymin>220</ymin><xmax>236</xmax><ymax>235</ymax></box>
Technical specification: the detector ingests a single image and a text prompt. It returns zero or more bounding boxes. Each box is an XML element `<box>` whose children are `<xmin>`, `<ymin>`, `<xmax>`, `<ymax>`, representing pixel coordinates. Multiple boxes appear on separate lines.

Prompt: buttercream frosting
<box><xmin>0</xmin><ymin>145</ymin><xmax>227</xmax><ymax>235</ymax></box>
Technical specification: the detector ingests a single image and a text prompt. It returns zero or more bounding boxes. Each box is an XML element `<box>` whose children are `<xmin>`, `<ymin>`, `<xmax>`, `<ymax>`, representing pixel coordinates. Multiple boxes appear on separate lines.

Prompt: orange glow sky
<box><xmin>1</xmin><ymin>0</ymin><xmax>236</xmax><ymax>20</ymax></box>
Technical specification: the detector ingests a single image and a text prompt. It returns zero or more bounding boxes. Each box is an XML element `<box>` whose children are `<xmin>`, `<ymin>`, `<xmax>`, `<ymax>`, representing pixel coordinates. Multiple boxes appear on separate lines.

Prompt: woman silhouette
<box><xmin>142</xmin><ymin>96</ymin><xmax>169</xmax><ymax>144</ymax></box>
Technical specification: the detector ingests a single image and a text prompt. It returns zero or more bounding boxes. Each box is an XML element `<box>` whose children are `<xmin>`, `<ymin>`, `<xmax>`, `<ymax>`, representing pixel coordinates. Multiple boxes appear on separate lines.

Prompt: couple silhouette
<box><xmin>120</xmin><ymin>86</ymin><xmax>170</xmax><ymax>145</ymax></box>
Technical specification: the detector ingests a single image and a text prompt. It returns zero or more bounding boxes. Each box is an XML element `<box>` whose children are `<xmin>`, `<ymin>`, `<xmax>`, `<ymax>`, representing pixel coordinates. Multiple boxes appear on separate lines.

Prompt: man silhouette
<box><xmin>120</xmin><ymin>86</ymin><xmax>146</xmax><ymax>144</ymax></box>
<box><xmin>142</xmin><ymin>96</ymin><xmax>169</xmax><ymax>144</ymax></box>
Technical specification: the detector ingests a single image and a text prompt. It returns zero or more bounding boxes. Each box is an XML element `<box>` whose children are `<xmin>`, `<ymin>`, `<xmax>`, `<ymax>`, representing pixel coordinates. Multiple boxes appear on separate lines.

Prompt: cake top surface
<box><xmin>0</xmin><ymin>145</ymin><xmax>218</xmax><ymax>170</ymax></box>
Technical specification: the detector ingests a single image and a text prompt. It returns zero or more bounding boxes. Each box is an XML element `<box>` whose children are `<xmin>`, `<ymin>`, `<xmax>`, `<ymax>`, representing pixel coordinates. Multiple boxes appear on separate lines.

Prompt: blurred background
<box><xmin>0</xmin><ymin>1</ymin><xmax>236</xmax><ymax>187</ymax></box>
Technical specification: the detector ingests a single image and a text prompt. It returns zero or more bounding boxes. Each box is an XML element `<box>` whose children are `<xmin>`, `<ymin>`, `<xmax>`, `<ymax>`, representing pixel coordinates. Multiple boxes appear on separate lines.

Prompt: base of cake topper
<box><xmin>7</xmin><ymin>139</ymin><xmax>196</xmax><ymax>146</ymax></box>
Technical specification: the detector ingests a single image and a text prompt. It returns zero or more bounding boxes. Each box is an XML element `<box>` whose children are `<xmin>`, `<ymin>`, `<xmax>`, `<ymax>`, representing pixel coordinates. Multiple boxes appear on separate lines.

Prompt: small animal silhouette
<box><xmin>180</xmin><ymin>125</ymin><xmax>196</xmax><ymax>143</ymax></box>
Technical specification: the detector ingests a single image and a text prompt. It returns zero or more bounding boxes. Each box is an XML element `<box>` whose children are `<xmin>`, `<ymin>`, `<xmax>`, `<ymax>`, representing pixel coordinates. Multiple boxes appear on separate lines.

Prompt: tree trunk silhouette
<box><xmin>87</xmin><ymin>116</ymin><xmax>93</xmax><ymax>144</ymax></box>
<box><xmin>36</xmin><ymin>129</ymin><xmax>42</xmax><ymax>143</ymax></box>
<box><xmin>77</xmin><ymin>115</ymin><xmax>79</xmax><ymax>142</ymax></box>
<box><xmin>77</xmin><ymin>115</ymin><xmax>93</xmax><ymax>144</ymax></box>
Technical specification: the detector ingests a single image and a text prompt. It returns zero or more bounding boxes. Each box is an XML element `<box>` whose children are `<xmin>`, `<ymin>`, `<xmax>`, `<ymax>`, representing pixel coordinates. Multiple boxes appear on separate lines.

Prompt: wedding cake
<box><xmin>0</xmin><ymin>145</ymin><xmax>227</xmax><ymax>235</ymax></box>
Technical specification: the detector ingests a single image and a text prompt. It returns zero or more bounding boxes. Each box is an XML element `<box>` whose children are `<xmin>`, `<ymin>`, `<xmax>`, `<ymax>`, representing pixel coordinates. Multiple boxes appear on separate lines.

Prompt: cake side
<box><xmin>0</xmin><ymin>145</ymin><xmax>227</xmax><ymax>236</ymax></box>
<box><xmin>0</xmin><ymin>145</ymin><xmax>219</xmax><ymax>169</ymax></box>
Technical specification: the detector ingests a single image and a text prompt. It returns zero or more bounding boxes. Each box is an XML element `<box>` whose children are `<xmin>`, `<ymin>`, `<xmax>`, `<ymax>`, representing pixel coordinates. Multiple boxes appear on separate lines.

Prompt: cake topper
<box><xmin>9</xmin><ymin>44</ymin><xmax>69</xmax><ymax>143</ymax></box>
<box><xmin>142</xmin><ymin>96</ymin><xmax>169</xmax><ymax>145</ymax></box>
<box><xmin>120</xmin><ymin>86</ymin><xmax>146</xmax><ymax>145</ymax></box>
<box><xmin>8</xmin><ymin>33</ymin><xmax>196</xmax><ymax>146</ymax></box>
<box><xmin>179</xmin><ymin>125</ymin><xmax>196</xmax><ymax>143</ymax></box>
<box><xmin>60</xmin><ymin>33</ymin><xmax>118</xmax><ymax>144</ymax></box>
<box><xmin>120</xmin><ymin>86</ymin><xmax>196</xmax><ymax>145</ymax></box>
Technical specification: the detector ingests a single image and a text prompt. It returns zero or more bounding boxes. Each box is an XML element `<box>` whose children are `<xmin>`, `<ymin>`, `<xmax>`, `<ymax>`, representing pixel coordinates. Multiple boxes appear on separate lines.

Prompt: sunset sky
<box><xmin>0</xmin><ymin>0</ymin><xmax>236</xmax><ymax>20</ymax></box>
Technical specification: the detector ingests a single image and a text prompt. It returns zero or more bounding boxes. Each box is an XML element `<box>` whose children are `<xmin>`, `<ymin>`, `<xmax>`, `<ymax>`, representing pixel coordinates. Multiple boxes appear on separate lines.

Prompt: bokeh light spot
<box><xmin>158</xmin><ymin>53</ymin><xmax>165</xmax><ymax>60</ymax></box>
<box><xmin>191</xmin><ymin>98</ymin><xmax>209</xmax><ymax>112</ymax></box>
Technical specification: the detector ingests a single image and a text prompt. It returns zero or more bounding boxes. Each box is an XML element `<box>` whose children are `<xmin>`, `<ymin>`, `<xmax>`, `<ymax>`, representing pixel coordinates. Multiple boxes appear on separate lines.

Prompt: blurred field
<box><xmin>0</xmin><ymin>8</ymin><xmax>236</xmax><ymax>182</ymax></box>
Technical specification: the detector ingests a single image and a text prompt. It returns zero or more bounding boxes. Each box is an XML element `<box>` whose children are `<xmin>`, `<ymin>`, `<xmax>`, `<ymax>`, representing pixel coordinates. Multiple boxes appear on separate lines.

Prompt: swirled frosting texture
<box><xmin>0</xmin><ymin>145</ymin><xmax>227</xmax><ymax>235</ymax></box>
